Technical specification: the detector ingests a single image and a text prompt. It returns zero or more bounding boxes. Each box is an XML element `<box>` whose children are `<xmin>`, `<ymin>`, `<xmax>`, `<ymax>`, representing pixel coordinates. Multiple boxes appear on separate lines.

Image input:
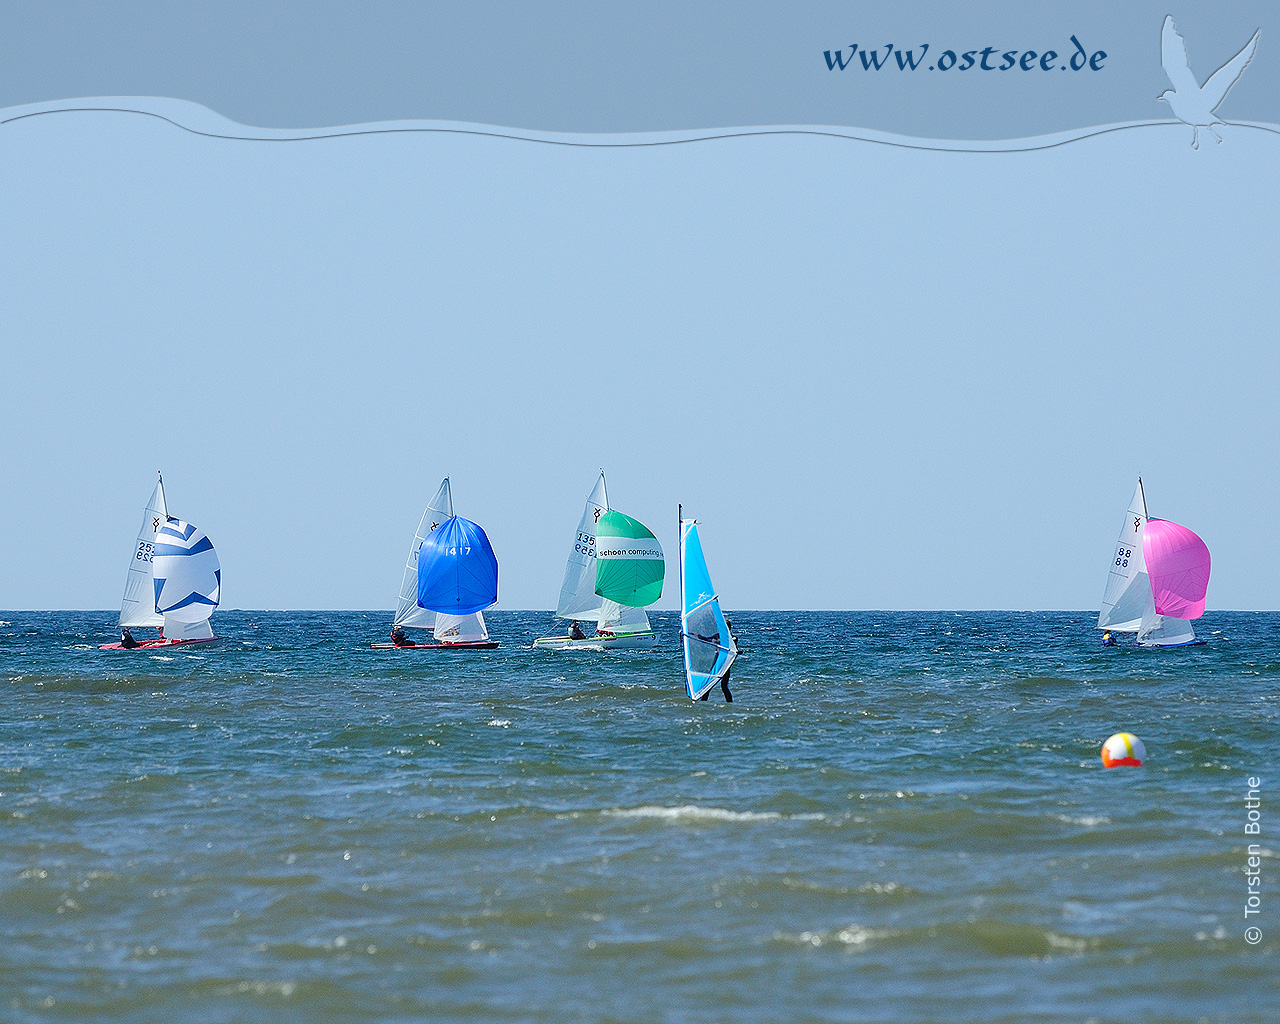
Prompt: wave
<box><xmin>602</xmin><ymin>805</ymin><xmax>824</xmax><ymax>823</ymax></box>
<box><xmin>5</xmin><ymin>96</ymin><xmax>1280</xmax><ymax>154</ymax></box>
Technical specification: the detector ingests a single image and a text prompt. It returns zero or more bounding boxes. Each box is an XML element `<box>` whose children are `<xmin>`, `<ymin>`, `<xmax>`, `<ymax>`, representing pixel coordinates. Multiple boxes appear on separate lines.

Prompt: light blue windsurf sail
<box><xmin>416</xmin><ymin>515</ymin><xmax>499</xmax><ymax>616</ymax></box>
<box><xmin>680</xmin><ymin>518</ymin><xmax>737</xmax><ymax>700</ymax></box>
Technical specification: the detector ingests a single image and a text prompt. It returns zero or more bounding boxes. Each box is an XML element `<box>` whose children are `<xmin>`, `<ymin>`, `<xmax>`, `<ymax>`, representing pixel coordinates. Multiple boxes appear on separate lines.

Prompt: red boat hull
<box><xmin>100</xmin><ymin>637</ymin><xmax>218</xmax><ymax>651</ymax></box>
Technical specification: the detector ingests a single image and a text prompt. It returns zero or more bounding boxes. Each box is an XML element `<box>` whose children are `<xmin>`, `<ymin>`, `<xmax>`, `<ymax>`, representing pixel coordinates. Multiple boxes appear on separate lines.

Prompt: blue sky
<box><xmin>1</xmin><ymin>105</ymin><xmax>1275</xmax><ymax>610</ymax></box>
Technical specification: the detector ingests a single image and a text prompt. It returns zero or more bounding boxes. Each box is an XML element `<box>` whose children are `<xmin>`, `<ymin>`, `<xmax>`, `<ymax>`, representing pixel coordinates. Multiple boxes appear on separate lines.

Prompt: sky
<box><xmin>0</xmin><ymin>3</ymin><xmax>1275</xmax><ymax>611</ymax></box>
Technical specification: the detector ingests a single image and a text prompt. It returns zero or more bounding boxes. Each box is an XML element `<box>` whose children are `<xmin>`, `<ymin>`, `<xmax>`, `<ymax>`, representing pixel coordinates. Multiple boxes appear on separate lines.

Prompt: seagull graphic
<box><xmin>1159</xmin><ymin>15</ymin><xmax>1260</xmax><ymax>149</ymax></box>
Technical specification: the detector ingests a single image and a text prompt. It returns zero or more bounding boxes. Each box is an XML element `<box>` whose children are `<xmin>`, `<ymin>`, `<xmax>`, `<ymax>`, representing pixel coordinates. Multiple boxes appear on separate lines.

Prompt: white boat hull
<box><xmin>533</xmin><ymin>631</ymin><xmax>656</xmax><ymax>651</ymax></box>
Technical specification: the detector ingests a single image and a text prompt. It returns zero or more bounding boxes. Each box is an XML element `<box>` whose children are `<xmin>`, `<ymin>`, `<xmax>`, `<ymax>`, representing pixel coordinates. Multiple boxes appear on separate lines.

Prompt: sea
<box><xmin>1</xmin><ymin>610</ymin><xmax>1275</xmax><ymax>1023</ymax></box>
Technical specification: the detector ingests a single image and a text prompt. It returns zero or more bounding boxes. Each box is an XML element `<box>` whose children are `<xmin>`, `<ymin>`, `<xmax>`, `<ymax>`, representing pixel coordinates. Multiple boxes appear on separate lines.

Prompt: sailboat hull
<box><xmin>100</xmin><ymin>637</ymin><xmax>217</xmax><ymax>650</ymax></box>
<box><xmin>533</xmin><ymin>631</ymin><xmax>656</xmax><ymax>651</ymax></box>
<box><xmin>371</xmin><ymin>640</ymin><xmax>499</xmax><ymax>650</ymax></box>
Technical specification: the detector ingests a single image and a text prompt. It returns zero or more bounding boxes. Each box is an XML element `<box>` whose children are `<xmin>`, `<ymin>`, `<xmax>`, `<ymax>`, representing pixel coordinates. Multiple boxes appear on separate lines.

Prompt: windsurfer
<box><xmin>569</xmin><ymin>620</ymin><xmax>586</xmax><ymax>640</ymax></box>
<box><xmin>120</xmin><ymin>627</ymin><xmax>138</xmax><ymax>649</ymax></box>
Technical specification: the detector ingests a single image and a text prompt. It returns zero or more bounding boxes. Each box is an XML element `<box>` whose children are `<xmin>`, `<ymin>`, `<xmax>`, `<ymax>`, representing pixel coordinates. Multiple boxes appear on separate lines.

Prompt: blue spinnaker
<box><xmin>680</xmin><ymin>520</ymin><xmax>737</xmax><ymax>700</ymax></box>
<box><xmin>416</xmin><ymin>516</ymin><xmax>499</xmax><ymax>615</ymax></box>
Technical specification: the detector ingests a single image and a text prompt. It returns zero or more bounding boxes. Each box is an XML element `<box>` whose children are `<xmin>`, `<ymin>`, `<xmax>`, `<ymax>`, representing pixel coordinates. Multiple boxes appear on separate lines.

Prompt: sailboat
<box><xmin>1097</xmin><ymin>478</ymin><xmax>1211</xmax><ymax>647</ymax></box>
<box><xmin>101</xmin><ymin>473</ymin><xmax>221</xmax><ymax>649</ymax></box>
<box><xmin>373</xmin><ymin>478</ymin><xmax>499</xmax><ymax>650</ymax></box>
<box><xmin>679</xmin><ymin>507</ymin><xmax>738</xmax><ymax>699</ymax></box>
<box><xmin>533</xmin><ymin>471</ymin><xmax>660</xmax><ymax>650</ymax></box>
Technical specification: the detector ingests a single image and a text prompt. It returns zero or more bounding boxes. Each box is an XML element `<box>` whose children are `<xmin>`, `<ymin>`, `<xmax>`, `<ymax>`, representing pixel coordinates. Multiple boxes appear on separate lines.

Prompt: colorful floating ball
<box><xmin>1101</xmin><ymin>732</ymin><xmax>1146</xmax><ymax>768</ymax></box>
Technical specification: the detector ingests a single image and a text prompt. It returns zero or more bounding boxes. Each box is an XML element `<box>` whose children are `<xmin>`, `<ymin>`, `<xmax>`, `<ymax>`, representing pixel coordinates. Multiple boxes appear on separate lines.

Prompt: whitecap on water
<box><xmin>149</xmin><ymin>655</ymin><xmax>174</xmax><ymax>662</ymax></box>
<box><xmin>603</xmin><ymin>805</ymin><xmax>824</xmax><ymax>823</ymax></box>
<box><xmin>1054</xmin><ymin>814</ymin><xmax>1111</xmax><ymax>827</ymax></box>
<box><xmin>486</xmin><ymin>719</ymin><xmax>512</xmax><ymax>728</ymax></box>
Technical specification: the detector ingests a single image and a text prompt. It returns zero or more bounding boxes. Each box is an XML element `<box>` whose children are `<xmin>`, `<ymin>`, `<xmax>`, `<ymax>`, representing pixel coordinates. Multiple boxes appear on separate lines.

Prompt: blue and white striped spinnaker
<box><xmin>680</xmin><ymin>518</ymin><xmax>737</xmax><ymax>700</ymax></box>
<box><xmin>152</xmin><ymin>518</ymin><xmax>221</xmax><ymax>639</ymax></box>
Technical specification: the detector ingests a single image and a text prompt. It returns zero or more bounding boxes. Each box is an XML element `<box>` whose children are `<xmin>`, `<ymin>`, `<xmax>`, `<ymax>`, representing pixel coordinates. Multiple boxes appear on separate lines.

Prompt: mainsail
<box><xmin>119</xmin><ymin>475</ymin><xmax>168</xmax><ymax>629</ymax></box>
<box><xmin>594</xmin><ymin>510</ymin><xmax>664</xmax><ymax>608</ymax></box>
<box><xmin>395</xmin><ymin>479</ymin><xmax>453</xmax><ymax>631</ymax></box>
<box><xmin>151</xmin><ymin>518</ymin><xmax>221</xmax><ymax>640</ymax></box>
<box><xmin>556</xmin><ymin>471</ymin><xmax>610</xmax><ymax>621</ymax></box>
<box><xmin>1097</xmin><ymin>479</ymin><xmax>1150</xmax><ymax>632</ymax></box>
<box><xmin>680</xmin><ymin>518</ymin><xmax>737</xmax><ymax>700</ymax></box>
<box><xmin>416</xmin><ymin>516</ymin><xmax>499</xmax><ymax>617</ymax></box>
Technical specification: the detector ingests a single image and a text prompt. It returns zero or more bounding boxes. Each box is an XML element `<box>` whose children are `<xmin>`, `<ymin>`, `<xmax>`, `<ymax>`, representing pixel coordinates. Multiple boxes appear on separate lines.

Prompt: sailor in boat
<box><xmin>390</xmin><ymin>625</ymin><xmax>415</xmax><ymax>647</ymax></box>
<box><xmin>120</xmin><ymin>627</ymin><xmax>139</xmax><ymax>649</ymax></box>
<box><xmin>1101</xmin><ymin>631</ymin><xmax>1116</xmax><ymax>647</ymax></box>
<box><xmin>568</xmin><ymin>620</ymin><xmax>586</xmax><ymax>640</ymax></box>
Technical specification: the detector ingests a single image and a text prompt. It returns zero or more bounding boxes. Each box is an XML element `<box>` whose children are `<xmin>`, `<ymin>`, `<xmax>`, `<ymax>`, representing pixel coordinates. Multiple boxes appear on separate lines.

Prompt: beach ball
<box><xmin>1101</xmin><ymin>732</ymin><xmax>1146</xmax><ymax>768</ymax></box>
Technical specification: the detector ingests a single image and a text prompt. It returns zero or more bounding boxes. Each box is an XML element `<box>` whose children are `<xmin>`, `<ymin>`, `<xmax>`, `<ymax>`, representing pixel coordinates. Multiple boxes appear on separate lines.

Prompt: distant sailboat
<box><xmin>679</xmin><ymin>508</ymin><xmax>737</xmax><ymax>700</ymax></box>
<box><xmin>102</xmin><ymin>473</ymin><xmax>221</xmax><ymax>649</ymax></box>
<box><xmin>534</xmin><ymin>471</ymin><xmax>659</xmax><ymax>650</ymax></box>
<box><xmin>373</xmin><ymin>478</ymin><xmax>499</xmax><ymax>650</ymax></box>
<box><xmin>1097</xmin><ymin>478</ymin><xmax>1210</xmax><ymax>647</ymax></box>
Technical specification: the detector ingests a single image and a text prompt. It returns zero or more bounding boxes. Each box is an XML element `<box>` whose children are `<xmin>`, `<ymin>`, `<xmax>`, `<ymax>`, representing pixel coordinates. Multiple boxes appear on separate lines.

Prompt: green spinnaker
<box><xmin>594</xmin><ymin>510</ymin><xmax>664</xmax><ymax>608</ymax></box>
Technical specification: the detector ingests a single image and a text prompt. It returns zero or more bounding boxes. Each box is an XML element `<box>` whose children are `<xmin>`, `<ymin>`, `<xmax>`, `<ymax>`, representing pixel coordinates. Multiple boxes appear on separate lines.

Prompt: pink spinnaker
<box><xmin>1142</xmin><ymin>519</ymin><xmax>1211</xmax><ymax>620</ymax></box>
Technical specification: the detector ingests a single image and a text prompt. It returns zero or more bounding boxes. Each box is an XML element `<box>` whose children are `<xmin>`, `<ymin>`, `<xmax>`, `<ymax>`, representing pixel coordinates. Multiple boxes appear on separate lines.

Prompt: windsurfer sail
<box><xmin>680</xmin><ymin>512</ymin><xmax>737</xmax><ymax>700</ymax></box>
<box><xmin>1097</xmin><ymin>478</ymin><xmax>1210</xmax><ymax>647</ymax></box>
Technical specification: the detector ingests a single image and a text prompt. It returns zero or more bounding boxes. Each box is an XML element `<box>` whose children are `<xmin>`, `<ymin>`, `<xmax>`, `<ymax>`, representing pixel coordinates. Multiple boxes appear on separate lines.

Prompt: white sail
<box><xmin>555</xmin><ymin>471</ymin><xmax>609</xmax><ymax>621</ymax></box>
<box><xmin>394</xmin><ymin>479</ymin><xmax>453</xmax><ymax>630</ymax></box>
<box><xmin>152</xmin><ymin>518</ymin><xmax>220</xmax><ymax>628</ymax></box>
<box><xmin>597</xmin><ymin>599</ymin><xmax>651</xmax><ymax>633</ymax></box>
<box><xmin>164</xmin><ymin>617</ymin><xmax>214</xmax><ymax>641</ymax></box>
<box><xmin>1098</xmin><ymin>479</ymin><xmax>1150</xmax><ymax>632</ymax></box>
<box><xmin>1137</xmin><ymin>603</ymin><xmax>1197</xmax><ymax>647</ymax></box>
<box><xmin>119</xmin><ymin>476</ymin><xmax>169</xmax><ymax>628</ymax></box>
<box><xmin>434</xmin><ymin>611</ymin><xmax>489</xmax><ymax>642</ymax></box>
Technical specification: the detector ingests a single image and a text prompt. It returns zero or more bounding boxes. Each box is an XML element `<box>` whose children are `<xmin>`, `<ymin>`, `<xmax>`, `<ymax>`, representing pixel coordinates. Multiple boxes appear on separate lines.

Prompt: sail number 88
<box><xmin>1115</xmin><ymin>547</ymin><xmax>1133</xmax><ymax>568</ymax></box>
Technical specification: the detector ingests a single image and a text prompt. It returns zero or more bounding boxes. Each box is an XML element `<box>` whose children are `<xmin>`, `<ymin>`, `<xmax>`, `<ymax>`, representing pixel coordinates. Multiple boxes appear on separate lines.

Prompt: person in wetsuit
<box><xmin>390</xmin><ymin>625</ymin><xmax>414</xmax><ymax>647</ymax></box>
<box><xmin>696</xmin><ymin>619</ymin><xmax>734</xmax><ymax>702</ymax></box>
<box><xmin>120</xmin><ymin>627</ymin><xmax>139</xmax><ymax>649</ymax></box>
<box><xmin>569</xmin><ymin>620</ymin><xmax>586</xmax><ymax>640</ymax></box>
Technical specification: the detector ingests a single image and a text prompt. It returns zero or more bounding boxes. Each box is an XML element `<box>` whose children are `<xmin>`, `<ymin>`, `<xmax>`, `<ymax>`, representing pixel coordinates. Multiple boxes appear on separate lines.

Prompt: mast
<box><xmin>1138</xmin><ymin>476</ymin><xmax>1147</xmax><ymax>519</ymax></box>
<box><xmin>677</xmin><ymin>504</ymin><xmax>682</xmax><ymax>629</ymax></box>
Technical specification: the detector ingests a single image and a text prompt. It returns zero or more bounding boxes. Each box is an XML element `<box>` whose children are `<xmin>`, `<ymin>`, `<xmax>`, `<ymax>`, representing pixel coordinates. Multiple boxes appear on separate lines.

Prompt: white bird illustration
<box><xmin>1159</xmin><ymin>15</ymin><xmax>1260</xmax><ymax>149</ymax></box>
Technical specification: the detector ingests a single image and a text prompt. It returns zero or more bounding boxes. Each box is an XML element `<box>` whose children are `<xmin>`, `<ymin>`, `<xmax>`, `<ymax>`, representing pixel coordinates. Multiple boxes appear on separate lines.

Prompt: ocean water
<box><xmin>1</xmin><ymin>610</ymin><xmax>1275</xmax><ymax>1023</ymax></box>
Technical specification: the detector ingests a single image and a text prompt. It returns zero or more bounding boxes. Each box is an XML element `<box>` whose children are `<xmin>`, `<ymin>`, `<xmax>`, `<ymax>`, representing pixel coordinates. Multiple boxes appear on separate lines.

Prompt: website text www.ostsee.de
<box><xmin>823</xmin><ymin>35</ymin><xmax>1106</xmax><ymax>73</ymax></box>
